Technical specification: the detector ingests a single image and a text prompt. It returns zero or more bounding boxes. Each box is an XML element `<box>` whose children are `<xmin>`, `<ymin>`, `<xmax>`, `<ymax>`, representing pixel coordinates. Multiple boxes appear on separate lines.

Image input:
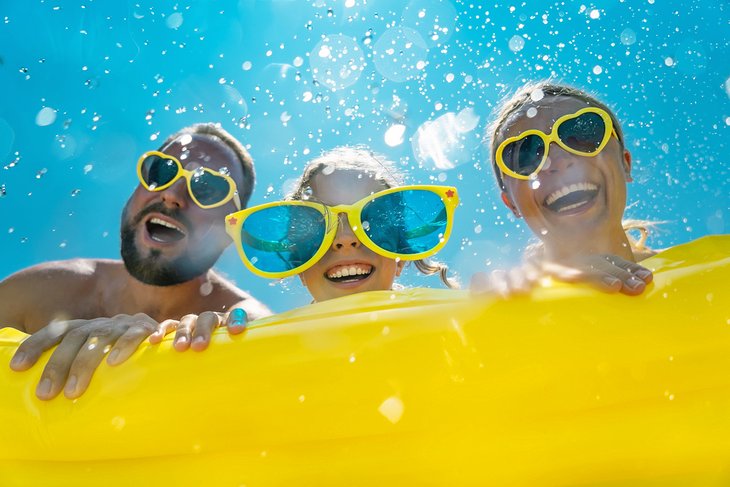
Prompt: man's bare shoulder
<box><xmin>0</xmin><ymin>258</ymin><xmax>124</xmax><ymax>332</ymax></box>
<box><xmin>4</xmin><ymin>258</ymin><xmax>122</xmax><ymax>279</ymax></box>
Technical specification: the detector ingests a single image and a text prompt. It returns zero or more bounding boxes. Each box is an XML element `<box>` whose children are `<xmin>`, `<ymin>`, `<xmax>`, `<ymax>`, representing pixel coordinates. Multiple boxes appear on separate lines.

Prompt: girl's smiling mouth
<box><xmin>325</xmin><ymin>263</ymin><xmax>374</xmax><ymax>283</ymax></box>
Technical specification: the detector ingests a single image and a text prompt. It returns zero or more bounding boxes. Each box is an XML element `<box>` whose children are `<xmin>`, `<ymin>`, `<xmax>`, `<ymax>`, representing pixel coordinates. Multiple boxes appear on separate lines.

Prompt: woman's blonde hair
<box><xmin>288</xmin><ymin>146</ymin><xmax>459</xmax><ymax>289</ymax></box>
<box><xmin>487</xmin><ymin>80</ymin><xmax>626</xmax><ymax>190</ymax></box>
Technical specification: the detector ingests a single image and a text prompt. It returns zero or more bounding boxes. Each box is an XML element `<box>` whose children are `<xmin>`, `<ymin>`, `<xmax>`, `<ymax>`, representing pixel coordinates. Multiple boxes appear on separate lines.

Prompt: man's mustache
<box><xmin>131</xmin><ymin>202</ymin><xmax>194</xmax><ymax>232</ymax></box>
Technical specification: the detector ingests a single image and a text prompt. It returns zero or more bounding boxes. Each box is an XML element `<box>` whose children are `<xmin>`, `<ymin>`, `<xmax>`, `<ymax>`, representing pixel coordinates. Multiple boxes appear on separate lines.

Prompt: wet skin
<box><xmin>123</xmin><ymin>133</ymin><xmax>245</xmax><ymax>278</ymax></box>
<box><xmin>299</xmin><ymin>169</ymin><xmax>405</xmax><ymax>302</ymax></box>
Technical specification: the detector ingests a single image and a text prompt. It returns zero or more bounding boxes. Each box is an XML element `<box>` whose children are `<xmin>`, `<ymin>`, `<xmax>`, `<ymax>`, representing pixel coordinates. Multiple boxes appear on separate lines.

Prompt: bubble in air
<box><xmin>309</xmin><ymin>34</ymin><xmax>365</xmax><ymax>91</ymax></box>
<box><xmin>508</xmin><ymin>35</ymin><xmax>525</xmax><ymax>53</ymax></box>
<box><xmin>35</xmin><ymin>107</ymin><xmax>57</xmax><ymax>126</ymax></box>
<box><xmin>620</xmin><ymin>28</ymin><xmax>636</xmax><ymax>46</ymax></box>
<box><xmin>166</xmin><ymin>12</ymin><xmax>183</xmax><ymax>29</ymax></box>
<box><xmin>526</xmin><ymin>107</ymin><xmax>538</xmax><ymax>118</ymax></box>
<box><xmin>384</xmin><ymin>123</ymin><xmax>406</xmax><ymax>147</ymax></box>
<box><xmin>372</xmin><ymin>26</ymin><xmax>428</xmax><ymax>82</ymax></box>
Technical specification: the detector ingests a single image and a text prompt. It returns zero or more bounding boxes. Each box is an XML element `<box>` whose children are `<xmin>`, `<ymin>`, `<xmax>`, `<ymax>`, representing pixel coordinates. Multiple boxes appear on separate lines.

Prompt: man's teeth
<box><xmin>150</xmin><ymin>217</ymin><xmax>184</xmax><ymax>234</ymax></box>
<box><xmin>328</xmin><ymin>265</ymin><xmax>372</xmax><ymax>279</ymax></box>
<box><xmin>545</xmin><ymin>182</ymin><xmax>598</xmax><ymax>206</ymax></box>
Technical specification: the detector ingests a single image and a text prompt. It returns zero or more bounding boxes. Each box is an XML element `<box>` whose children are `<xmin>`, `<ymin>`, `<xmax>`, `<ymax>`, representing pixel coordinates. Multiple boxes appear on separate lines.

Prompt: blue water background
<box><xmin>1</xmin><ymin>0</ymin><xmax>728</xmax><ymax>312</ymax></box>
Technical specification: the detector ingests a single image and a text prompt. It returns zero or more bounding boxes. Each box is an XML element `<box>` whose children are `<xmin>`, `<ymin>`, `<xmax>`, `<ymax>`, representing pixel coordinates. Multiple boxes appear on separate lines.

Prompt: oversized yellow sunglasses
<box><xmin>495</xmin><ymin>107</ymin><xmax>618</xmax><ymax>180</ymax></box>
<box><xmin>137</xmin><ymin>151</ymin><xmax>241</xmax><ymax>210</ymax></box>
<box><xmin>225</xmin><ymin>185</ymin><xmax>459</xmax><ymax>279</ymax></box>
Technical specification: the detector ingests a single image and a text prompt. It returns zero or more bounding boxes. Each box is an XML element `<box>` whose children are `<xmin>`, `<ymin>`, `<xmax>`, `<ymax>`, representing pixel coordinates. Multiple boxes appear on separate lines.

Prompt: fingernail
<box><xmin>628</xmin><ymin>277</ymin><xmax>644</xmax><ymax>288</ymax></box>
<box><xmin>193</xmin><ymin>336</ymin><xmax>205</xmax><ymax>344</ymax></box>
<box><xmin>37</xmin><ymin>378</ymin><xmax>51</xmax><ymax>397</ymax></box>
<box><xmin>65</xmin><ymin>375</ymin><xmax>77</xmax><ymax>394</ymax></box>
<box><xmin>602</xmin><ymin>276</ymin><xmax>620</xmax><ymax>286</ymax></box>
<box><xmin>635</xmin><ymin>269</ymin><xmax>652</xmax><ymax>280</ymax></box>
<box><xmin>108</xmin><ymin>349</ymin><xmax>119</xmax><ymax>363</ymax></box>
<box><xmin>10</xmin><ymin>352</ymin><xmax>26</xmax><ymax>368</ymax></box>
<box><xmin>230</xmin><ymin>309</ymin><xmax>248</xmax><ymax>327</ymax></box>
<box><xmin>176</xmin><ymin>336</ymin><xmax>188</xmax><ymax>345</ymax></box>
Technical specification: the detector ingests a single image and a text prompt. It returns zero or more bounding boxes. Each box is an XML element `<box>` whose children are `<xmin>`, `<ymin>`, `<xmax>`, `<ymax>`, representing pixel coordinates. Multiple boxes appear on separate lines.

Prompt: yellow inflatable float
<box><xmin>1</xmin><ymin>235</ymin><xmax>729</xmax><ymax>486</ymax></box>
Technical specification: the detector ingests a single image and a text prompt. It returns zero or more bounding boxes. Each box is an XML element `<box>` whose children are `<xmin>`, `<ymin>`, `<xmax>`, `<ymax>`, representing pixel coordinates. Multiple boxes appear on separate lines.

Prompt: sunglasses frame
<box><xmin>137</xmin><ymin>151</ymin><xmax>241</xmax><ymax>210</ymax></box>
<box><xmin>225</xmin><ymin>185</ymin><xmax>459</xmax><ymax>279</ymax></box>
<box><xmin>495</xmin><ymin>107</ymin><xmax>617</xmax><ymax>181</ymax></box>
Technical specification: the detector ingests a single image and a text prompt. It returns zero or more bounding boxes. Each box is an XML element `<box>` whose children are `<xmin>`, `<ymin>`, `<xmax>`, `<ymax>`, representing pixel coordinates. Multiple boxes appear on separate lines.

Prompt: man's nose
<box><xmin>159</xmin><ymin>177</ymin><xmax>189</xmax><ymax>209</ymax></box>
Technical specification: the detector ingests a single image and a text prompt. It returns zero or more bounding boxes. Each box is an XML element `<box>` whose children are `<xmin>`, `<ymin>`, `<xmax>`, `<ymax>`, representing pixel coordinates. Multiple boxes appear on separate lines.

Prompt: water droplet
<box><xmin>111</xmin><ymin>416</ymin><xmax>126</xmax><ymax>431</ymax></box>
<box><xmin>166</xmin><ymin>12</ymin><xmax>183</xmax><ymax>29</ymax></box>
<box><xmin>35</xmin><ymin>168</ymin><xmax>48</xmax><ymax>179</ymax></box>
<box><xmin>593</xmin><ymin>65</ymin><xmax>603</xmax><ymax>75</ymax></box>
<box><xmin>70</xmin><ymin>189</ymin><xmax>81</xmax><ymax>197</ymax></box>
<box><xmin>35</xmin><ymin>107</ymin><xmax>57</xmax><ymax>126</ymax></box>
<box><xmin>508</xmin><ymin>35</ymin><xmax>525</xmax><ymax>53</ymax></box>
<box><xmin>526</xmin><ymin>107</ymin><xmax>538</xmax><ymax>118</ymax></box>
<box><xmin>620</xmin><ymin>28</ymin><xmax>636</xmax><ymax>46</ymax></box>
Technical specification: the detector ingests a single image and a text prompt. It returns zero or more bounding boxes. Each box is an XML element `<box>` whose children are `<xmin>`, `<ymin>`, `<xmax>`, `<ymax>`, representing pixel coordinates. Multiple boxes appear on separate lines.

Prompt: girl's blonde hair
<box><xmin>288</xmin><ymin>146</ymin><xmax>459</xmax><ymax>289</ymax></box>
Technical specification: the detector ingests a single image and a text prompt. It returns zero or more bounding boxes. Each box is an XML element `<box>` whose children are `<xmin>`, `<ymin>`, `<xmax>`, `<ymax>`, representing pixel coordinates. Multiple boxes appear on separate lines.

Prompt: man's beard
<box><xmin>120</xmin><ymin>201</ymin><xmax>224</xmax><ymax>286</ymax></box>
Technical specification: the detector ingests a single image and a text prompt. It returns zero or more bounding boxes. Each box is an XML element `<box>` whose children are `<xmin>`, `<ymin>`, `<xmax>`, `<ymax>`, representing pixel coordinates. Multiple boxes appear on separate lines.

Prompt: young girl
<box><xmin>474</xmin><ymin>81</ymin><xmax>656</xmax><ymax>295</ymax></box>
<box><xmin>225</xmin><ymin>146</ymin><xmax>459</xmax><ymax>302</ymax></box>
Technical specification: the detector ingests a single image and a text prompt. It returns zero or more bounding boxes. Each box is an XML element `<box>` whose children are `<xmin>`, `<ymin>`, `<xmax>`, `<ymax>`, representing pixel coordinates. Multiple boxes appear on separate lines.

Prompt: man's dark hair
<box><xmin>161</xmin><ymin>123</ymin><xmax>255</xmax><ymax>207</ymax></box>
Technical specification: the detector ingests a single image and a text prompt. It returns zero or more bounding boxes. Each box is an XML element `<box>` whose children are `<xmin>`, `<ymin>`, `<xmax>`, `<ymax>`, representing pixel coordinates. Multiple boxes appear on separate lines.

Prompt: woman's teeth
<box><xmin>545</xmin><ymin>182</ymin><xmax>598</xmax><ymax>206</ymax></box>
<box><xmin>544</xmin><ymin>182</ymin><xmax>599</xmax><ymax>213</ymax></box>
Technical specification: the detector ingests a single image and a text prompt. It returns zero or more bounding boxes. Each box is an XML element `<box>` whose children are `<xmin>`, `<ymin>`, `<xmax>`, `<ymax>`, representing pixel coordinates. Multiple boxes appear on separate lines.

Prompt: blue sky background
<box><xmin>0</xmin><ymin>0</ymin><xmax>728</xmax><ymax>312</ymax></box>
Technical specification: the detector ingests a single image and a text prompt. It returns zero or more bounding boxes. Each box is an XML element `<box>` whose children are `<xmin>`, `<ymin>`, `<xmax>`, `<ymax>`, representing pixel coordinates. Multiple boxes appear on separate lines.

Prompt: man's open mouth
<box><xmin>145</xmin><ymin>217</ymin><xmax>186</xmax><ymax>243</ymax></box>
<box><xmin>544</xmin><ymin>182</ymin><xmax>599</xmax><ymax>213</ymax></box>
<box><xmin>325</xmin><ymin>264</ymin><xmax>373</xmax><ymax>283</ymax></box>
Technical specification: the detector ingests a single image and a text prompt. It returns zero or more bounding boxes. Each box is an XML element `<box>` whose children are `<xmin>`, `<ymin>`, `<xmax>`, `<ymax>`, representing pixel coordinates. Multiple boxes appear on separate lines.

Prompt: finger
<box><xmin>191</xmin><ymin>311</ymin><xmax>224</xmax><ymax>351</ymax></box>
<box><xmin>225</xmin><ymin>308</ymin><xmax>249</xmax><ymax>336</ymax></box>
<box><xmin>620</xmin><ymin>261</ymin><xmax>654</xmax><ymax>284</ymax></box>
<box><xmin>35</xmin><ymin>328</ymin><xmax>89</xmax><ymax>400</ymax></box>
<box><xmin>10</xmin><ymin>320</ymin><xmax>79</xmax><ymax>371</ymax></box>
<box><xmin>173</xmin><ymin>315</ymin><xmax>197</xmax><ymax>352</ymax></box>
<box><xmin>488</xmin><ymin>270</ymin><xmax>511</xmax><ymax>299</ymax></box>
<box><xmin>108</xmin><ymin>323</ymin><xmax>157</xmax><ymax>365</ymax></box>
<box><xmin>64</xmin><ymin>327</ymin><xmax>126</xmax><ymax>399</ymax></box>
<box><xmin>507</xmin><ymin>267</ymin><xmax>532</xmax><ymax>295</ymax></box>
<box><xmin>469</xmin><ymin>272</ymin><xmax>491</xmax><ymax>295</ymax></box>
<box><xmin>149</xmin><ymin>319</ymin><xmax>178</xmax><ymax>344</ymax></box>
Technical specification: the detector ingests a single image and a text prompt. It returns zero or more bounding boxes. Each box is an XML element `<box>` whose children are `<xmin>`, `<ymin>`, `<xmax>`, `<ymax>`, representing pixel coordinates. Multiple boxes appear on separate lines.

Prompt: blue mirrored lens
<box><xmin>190</xmin><ymin>170</ymin><xmax>231</xmax><ymax>206</ymax></box>
<box><xmin>141</xmin><ymin>155</ymin><xmax>178</xmax><ymax>188</ymax></box>
<box><xmin>240</xmin><ymin>205</ymin><xmax>326</xmax><ymax>273</ymax></box>
<box><xmin>361</xmin><ymin>190</ymin><xmax>447</xmax><ymax>255</ymax></box>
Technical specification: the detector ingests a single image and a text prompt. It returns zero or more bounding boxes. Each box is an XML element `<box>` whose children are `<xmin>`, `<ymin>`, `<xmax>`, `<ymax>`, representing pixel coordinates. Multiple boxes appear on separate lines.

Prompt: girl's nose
<box><xmin>331</xmin><ymin>214</ymin><xmax>361</xmax><ymax>251</ymax></box>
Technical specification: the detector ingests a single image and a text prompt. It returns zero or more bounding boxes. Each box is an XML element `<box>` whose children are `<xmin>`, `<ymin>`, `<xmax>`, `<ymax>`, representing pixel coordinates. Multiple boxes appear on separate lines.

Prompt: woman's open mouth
<box><xmin>544</xmin><ymin>182</ymin><xmax>599</xmax><ymax>214</ymax></box>
<box><xmin>145</xmin><ymin>217</ymin><xmax>186</xmax><ymax>244</ymax></box>
<box><xmin>325</xmin><ymin>264</ymin><xmax>374</xmax><ymax>284</ymax></box>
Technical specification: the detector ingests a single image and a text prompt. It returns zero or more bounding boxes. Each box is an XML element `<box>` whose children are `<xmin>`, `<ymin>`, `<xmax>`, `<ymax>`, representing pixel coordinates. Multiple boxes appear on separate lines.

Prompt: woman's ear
<box><xmin>501</xmin><ymin>191</ymin><xmax>521</xmax><ymax>218</ymax></box>
<box><xmin>623</xmin><ymin>149</ymin><xmax>633</xmax><ymax>182</ymax></box>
